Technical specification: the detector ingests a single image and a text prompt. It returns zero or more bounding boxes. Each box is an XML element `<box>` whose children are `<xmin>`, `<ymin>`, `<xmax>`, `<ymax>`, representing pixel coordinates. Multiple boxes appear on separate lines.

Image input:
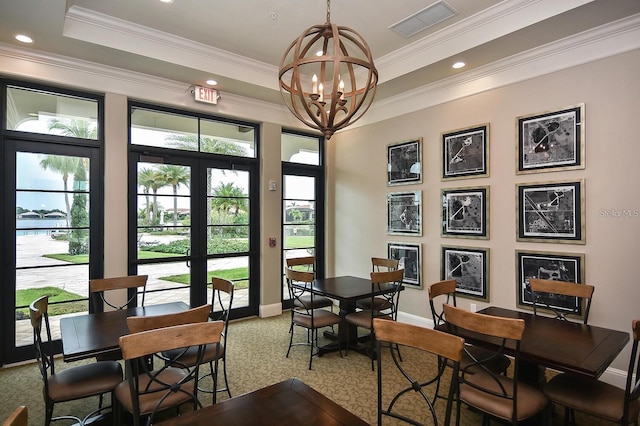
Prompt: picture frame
<box><xmin>517</xmin><ymin>103</ymin><xmax>585</xmax><ymax>174</ymax></box>
<box><xmin>516</xmin><ymin>250</ymin><xmax>586</xmax><ymax>319</ymax></box>
<box><xmin>441</xmin><ymin>245</ymin><xmax>489</xmax><ymax>301</ymax></box>
<box><xmin>441</xmin><ymin>186</ymin><xmax>489</xmax><ymax>239</ymax></box>
<box><xmin>387</xmin><ymin>242</ymin><xmax>422</xmax><ymax>289</ymax></box>
<box><xmin>442</xmin><ymin>124</ymin><xmax>489</xmax><ymax>180</ymax></box>
<box><xmin>516</xmin><ymin>180</ymin><xmax>585</xmax><ymax>244</ymax></box>
<box><xmin>387</xmin><ymin>138</ymin><xmax>422</xmax><ymax>186</ymax></box>
<box><xmin>387</xmin><ymin>191</ymin><xmax>422</xmax><ymax>236</ymax></box>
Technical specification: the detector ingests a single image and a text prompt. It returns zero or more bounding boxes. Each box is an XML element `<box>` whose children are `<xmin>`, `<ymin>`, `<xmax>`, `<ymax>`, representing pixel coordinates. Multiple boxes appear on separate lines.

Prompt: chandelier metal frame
<box><xmin>278</xmin><ymin>0</ymin><xmax>378</xmax><ymax>139</ymax></box>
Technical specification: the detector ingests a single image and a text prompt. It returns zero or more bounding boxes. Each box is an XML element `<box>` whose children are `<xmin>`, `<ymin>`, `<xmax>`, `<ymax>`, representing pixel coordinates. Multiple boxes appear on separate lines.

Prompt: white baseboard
<box><xmin>260</xmin><ymin>303</ymin><xmax>282</xmax><ymax>318</ymax></box>
<box><xmin>396</xmin><ymin>310</ymin><xmax>627</xmax><ymax>389</ymax></box>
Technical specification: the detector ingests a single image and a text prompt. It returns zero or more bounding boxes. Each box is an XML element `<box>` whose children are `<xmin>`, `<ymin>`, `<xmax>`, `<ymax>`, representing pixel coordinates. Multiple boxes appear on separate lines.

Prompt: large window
<box><xmin>1</xmin><ymin>80</ymin><xmax>103</xmax><ymax>365</ymax></box>
<box><xmin>129</xmin><ymin>103</ymin><xmax>259</xmax><ymax>318</ymax></box>
<box><xmin>282</xmin><ymin>130</ymin><xmax>325</xmax><ymax>304</ymax></box>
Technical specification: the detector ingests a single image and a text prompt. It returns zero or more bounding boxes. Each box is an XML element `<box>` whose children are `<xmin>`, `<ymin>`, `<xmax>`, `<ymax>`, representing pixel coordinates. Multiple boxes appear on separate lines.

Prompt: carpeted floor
<box><xmin>1</xmin><ymin>313</ymin><xmax>611</xmax><ymax>425</ymax></box>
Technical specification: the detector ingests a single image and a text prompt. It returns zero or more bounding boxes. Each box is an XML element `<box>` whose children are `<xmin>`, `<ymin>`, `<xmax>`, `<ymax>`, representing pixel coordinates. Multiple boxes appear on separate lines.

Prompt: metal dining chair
<box><xmin>374</xmin><ymin>318</ymin><xmax>464</xmax><ymax>426</ymax></box>
<box><xmin>443</xmin><ymin>304</ymin><xmax>549</xmax><ymax>425</ymax></box>
<box><xmin>116</xmin><ymin>321</ymin><xmax>224</xmax><ymax>426</ymax></box>
<box><xmin>30</xmin><ymin>296</ymin><xmax>123</xmax><ymax>426</ymax></box>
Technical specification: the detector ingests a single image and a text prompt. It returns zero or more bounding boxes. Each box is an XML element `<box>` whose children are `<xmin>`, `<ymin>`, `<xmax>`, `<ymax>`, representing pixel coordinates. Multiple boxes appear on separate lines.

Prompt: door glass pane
<box><xmin>138</xmin><ymin>262</ymin><xmax>191</xmax><ymax>306</ymax></box>
<box><xmin>15</xmin><ymin>152</ymin><xmax>91</xmax><ymax>347</ymax></box>
<box><xmin>7</xmin><ymin>86</ymin><xmax>98</xmax><ymax>139</ymax></box>
<box><xmin>136</xmin><ymin>163</ymin><xmax>191</xmax><ymax>261</ymax></box>
<box><xmin>283</xmin><ymin>175</ymin><xmax>317</xmax><ymax>300</ymax></box>
<box><xmin>283</xmin><ymin>175</ymin><xmax>315</xmax><ymax>251</ymax></box>
<box><xmin>207</xmin><ymin>169</ymin><xmax>249</xmax><ymax>255</ymax></box>
<box><xmin>207</xmin><ymin>257</ymin><xmax>249</xmax><ymax>310</ymax></box>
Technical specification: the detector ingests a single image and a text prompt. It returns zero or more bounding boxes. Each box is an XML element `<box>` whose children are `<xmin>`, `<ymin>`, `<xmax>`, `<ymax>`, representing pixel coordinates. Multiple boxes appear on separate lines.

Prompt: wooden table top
<box><xmin>156</xmin><ymin>378</ymin><xmax>368</xmax><ymax>426</ymax></box>
<box><xmin>295</xmin><ymin>275</ymin><xmax>402</xmax><ymax>302</ymax></box>
<box><xmin>60</xmin><ymin>301</ymin><xmax>189</xmax><ymax>362</ymax></box>
<box><xmin>444</xmin><ymin>306</ymin><xmax>630</xmax><ymax>379</ymax></box>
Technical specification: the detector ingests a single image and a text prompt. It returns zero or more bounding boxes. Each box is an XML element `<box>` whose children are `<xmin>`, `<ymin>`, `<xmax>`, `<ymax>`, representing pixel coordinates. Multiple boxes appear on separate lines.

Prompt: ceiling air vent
<box><xmin>389</xmin><ymin>0</ymin><xmax>458</xmax><ymax>38</ymax></box>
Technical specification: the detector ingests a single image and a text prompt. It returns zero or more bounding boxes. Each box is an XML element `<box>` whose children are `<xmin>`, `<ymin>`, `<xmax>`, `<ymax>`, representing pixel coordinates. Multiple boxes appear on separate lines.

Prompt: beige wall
<box><xmin>328</xmin><ymin>49</ymin><xmax>640</xmax><ymax>371</ymax></box>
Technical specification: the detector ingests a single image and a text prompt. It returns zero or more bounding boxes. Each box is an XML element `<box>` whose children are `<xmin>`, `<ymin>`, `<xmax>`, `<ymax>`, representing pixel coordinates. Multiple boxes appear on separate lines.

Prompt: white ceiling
<box><xmin>1</xmin><ymin>0</ymin><xmax>639</xmax><ymax>111</ymax></box>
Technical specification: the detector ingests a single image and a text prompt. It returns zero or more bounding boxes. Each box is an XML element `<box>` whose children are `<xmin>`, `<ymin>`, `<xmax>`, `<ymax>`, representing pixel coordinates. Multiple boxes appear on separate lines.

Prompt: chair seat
<box><xmin>115</xmin><ymin>367</ymin><xmax>195</xmax><ymax>415</ymax></box>
<box><xmin>293</xmin><ymin>309</ymin><xmax>341</xmax><ymax>328</ymax></box>
<box><xmin>163</xmin><ymin>343</ymin><xmax>225</xmax><ymax>366</ymax></box>
<box><xmin>48</xmin><ymin>360</ymin><xmax>123</xmax><ymax>402</ymax></box>
<box><xmin>460</xmin><ymin>371</ymin><xmax>548</xmax><ymax>422</ymax></box>
<box><xmin>294</xmin><ymin>294</ymin><xmax>333</xmax><ymax>310</ymax></box>
<box><xmin>544</xmin><ymin>373</ymin><xmax>640</xmax><ymax>423</ymax></box>
<box><xmin>356</xmin><ymin>297</ymin><xmax>392</xmax><ymax>312</ymax></box>
<box><xmin>345</xmin><ymin>310</ymin><xmax>391</xmax><ymax>328</ymax></box>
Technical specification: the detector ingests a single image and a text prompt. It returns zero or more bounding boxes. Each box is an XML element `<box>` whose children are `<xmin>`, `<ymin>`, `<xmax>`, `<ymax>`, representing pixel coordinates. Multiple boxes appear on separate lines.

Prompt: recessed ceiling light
<box><xmin>159</xmin><ymin>0</ymin><xmax>174</xmax><ymax>3</ymax></box>
<box><xmin>452</xmin><ymin>61</ymin><xmax>466</xmax><ymax>69</ymax></box>
<box><xmin>206</xmin><ymin>79</ymin><xmax>218</xmax><ymax>86</ymax></box>
<box><xmin>15</xmin><ymin>34</ymin><xmax>33</xmax><ymax>44</ymax></box>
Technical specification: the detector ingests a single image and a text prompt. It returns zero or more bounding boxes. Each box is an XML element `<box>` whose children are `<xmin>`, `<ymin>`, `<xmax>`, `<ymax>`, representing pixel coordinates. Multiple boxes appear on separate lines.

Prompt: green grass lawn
<box><xmin>161</xmin><ymin>267</ymin><xmax>249</xmax><ymax>289</ymax></box>
<box><xmin>285</xmin><ymin>235</ymin><xmax>314</xmax><ymax>249</ymax></box>
<box><xmin>43</xmin><ymin>250</ymin><xmax>180</xmax><ymax>263</ymax></box>
<box><xmin>16</xmin><ymin>286</ymin><xmax>87</xmax><ymax>317</ymax></box>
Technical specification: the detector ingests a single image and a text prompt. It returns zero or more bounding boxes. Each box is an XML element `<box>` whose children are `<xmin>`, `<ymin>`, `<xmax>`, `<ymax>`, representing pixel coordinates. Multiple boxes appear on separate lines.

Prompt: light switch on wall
<box><xmin>269</xmin><ymin>180</ymin><xmax>277</xmax><ymax>191</ymax></box>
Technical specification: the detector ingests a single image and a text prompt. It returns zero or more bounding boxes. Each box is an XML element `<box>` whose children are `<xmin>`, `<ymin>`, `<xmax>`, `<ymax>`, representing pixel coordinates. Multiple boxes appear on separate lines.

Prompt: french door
<box><xmin>1</xmin><ymin>140</ymin><xmax>101</xmax><ymax>364</ymax></box>
<box><xmin>131</xmin><ymin>153</ymin><xmax>258</xmax><ymax>318</ymax></box>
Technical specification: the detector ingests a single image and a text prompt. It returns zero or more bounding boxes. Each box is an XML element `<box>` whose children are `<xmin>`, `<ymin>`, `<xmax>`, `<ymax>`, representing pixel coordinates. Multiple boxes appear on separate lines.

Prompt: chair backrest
<box><xmin>89</xmin><ymin>275</ymin><xmax>148</xmax><ymax>311</ymax></box>
<box><xmin>29</xmin><ymin>296</ymin><xmax>55</xmax><ymax>391</ymax></box>
<box><xmin>371</xmin><ymin>257</ymin><xmax>399</xmax><ymax>272</ymax></box>
<box><xmin>428</xmin><ymin>279</ymin><xmax>458</xmax><ymax>327</ymax></box>
<box><xmin>373</xmin><ymin>318</ymin><xmax>464</xmax><ymax>425</ymax></box>
<box><xmin>621</xmin><ymin>320</ymin><xmax>640</xmax><ymax>424</ymax></box>
<box><xmin>126</xmin><ymin>304</ymin><xmax>211</xmax><ymax>334</ymax></box>
<box><xmin>210</xmin><ymin>277</ymin><xmax>234</xmax><ymax>341</ymax></box>
<box><xmin>285</xmin><ymin>267</ymin><xmax>315</xmax><ymax>308</ymax></box>
<box><xmin>528</xmin><ymin>278</ymin><xmax>594</xmax><ymax>324</ymax></box>
<box><xmin>370</xmin><ymin>269</ymin><xmax>404</xmax><ymax>319</ymax></box>
<box><xmin>285</xmin><ymin>256</ymin><xmax>316</xmax><ymax>272</ymax></box>
<box><xmin>443</xmin><ymin>304</ymin><xmax>526</xmax><ymax>423</ymax></box>
<box><xmin>119</xmin><ymin>321</ymin><xmax>224</xmax><ymax>424</ymax></box>
<box><xmin>3</xmin><ymin>406</ymin><xmax>27</xmax><ymax>426</ymax></box>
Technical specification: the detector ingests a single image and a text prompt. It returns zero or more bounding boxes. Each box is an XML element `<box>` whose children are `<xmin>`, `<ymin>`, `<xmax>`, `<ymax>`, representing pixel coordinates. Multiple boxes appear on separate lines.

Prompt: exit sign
<box><xmin>194</xmin><ymin>86</ymin><xmax>218</xmax><ymax>105</ymax></box>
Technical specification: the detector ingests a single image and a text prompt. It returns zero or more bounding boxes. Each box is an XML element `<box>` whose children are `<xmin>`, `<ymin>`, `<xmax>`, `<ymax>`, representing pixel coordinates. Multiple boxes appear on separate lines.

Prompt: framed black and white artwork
<box><xmin>517</xmin><ymin>103</ymin><xmax>585</xmax><ymax>174</ymax></box>
<box><xmin>441</xmin><ymin>186</ymin><xmax>489</xmax><ymax>239</ymax></box>
<box><xmin>516</xmin><ymin>250</ymin><xmax>585</xmax><ymax>318</ymax></box>
<box><xmin>387</xmin><ymin>242</ymin><xmax>422</xmax><ymax>289</ymax></box>
<box><xmin>387</xmin><ymin>138</ymin><xmax>422</xmax><ymax>186</ymax></box>
<box><xmin>442</xmin><ymin>124</ymin><xmax>489</xmax><ymax>180</ymax></box>
<box><xmin>441</xmin><ymin>245</ymin><xmax>489</xmax><ymax>302</ymax></box>
<box><xmin>516</xmin><ymin>180</ymin><xmax>585</xmax><ymax>244</ymax></box>
<box><xmin>387</xmin><ymin>191</ymin><xmax>422</xmax><ymax>236</ymax></box>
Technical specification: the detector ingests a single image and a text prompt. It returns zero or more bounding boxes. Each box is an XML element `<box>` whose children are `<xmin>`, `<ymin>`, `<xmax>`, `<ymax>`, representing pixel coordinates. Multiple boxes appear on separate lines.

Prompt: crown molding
<box><xmin>358</xmin><ymin>13</ymin><xmax>640</xmax><ymax>128</ymax></box>
<box><xmin>1</xmin><ymin>13</ymin><xmax>638</xmax><ymax>133</ymax></box>
<box><xmin>63</xmin><ymin>5</ymin><xmax>278</xmax><ymax>91</ymax></box>
<box><xmin>376</xmin><ymin>0</ymin><xmax>594</xmax><ymax>83</ymax></box>
<box><xmin>0</xmin><ymin>42</ymin><xmax>303</xmax><ymax>129</ymax></box>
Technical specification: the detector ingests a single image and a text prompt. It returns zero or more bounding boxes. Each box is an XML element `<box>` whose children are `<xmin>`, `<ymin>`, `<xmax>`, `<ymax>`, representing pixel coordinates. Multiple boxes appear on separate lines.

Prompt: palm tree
<box><xmin>211</xmin><ymin>182</ymin><xmax>247</xmax><ymax>216</ymax></box>
<box><xmin>138</xmin><ymin>168</ymin><xmax>167</xmax><ymax>225</ymax></box>
<box><xmin>157</xmin><ymin>165</ymin><xmax>190</xmax><ymax>226</ymax></box>
<box><xmin>39</xmin><ymin>155</ymin><xmax>79</xmax><ymax>227</ymax></box>
<box><xmin>48</xmin><ymin>118</ymin><xmax>98</xmax><ymax>140</ymax></box>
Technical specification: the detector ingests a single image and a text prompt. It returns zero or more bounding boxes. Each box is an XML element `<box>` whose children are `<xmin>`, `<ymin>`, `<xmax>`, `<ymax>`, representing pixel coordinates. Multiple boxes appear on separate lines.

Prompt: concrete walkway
<box><xmin>14</xmin><ymin>233</ymin><xmax>250</xmax><ymax>348</ymax></box>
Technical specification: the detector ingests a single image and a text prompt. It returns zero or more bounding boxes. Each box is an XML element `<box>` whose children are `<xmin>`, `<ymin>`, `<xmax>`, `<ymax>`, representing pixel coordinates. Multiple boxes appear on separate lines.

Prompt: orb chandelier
<box><xmin>278</xmin><ymin>0</ymin><xmax>378</xmax><ymax>139</ymax></box>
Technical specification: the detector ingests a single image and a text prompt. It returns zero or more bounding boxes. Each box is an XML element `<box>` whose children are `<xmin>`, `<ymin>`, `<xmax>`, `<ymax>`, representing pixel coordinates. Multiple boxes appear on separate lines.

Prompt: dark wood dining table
<box><xmin>439</xmin><ymin>306</ymin><xmax>630</xmax><ymax>380</ymax></box>
<box><xmin>60</xmin><ymin>301</ymin><xmax>190</xmax><ymax>362</ymax></box>
<box><xmin>290</xmin><ymin>275</ymin><xmax>403</xmax><ymax>355</ymax></box>
<box><xmin>156</xmin><ymin>377</ymin><xmax>369</xmax><ymax>426</ymax></box>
